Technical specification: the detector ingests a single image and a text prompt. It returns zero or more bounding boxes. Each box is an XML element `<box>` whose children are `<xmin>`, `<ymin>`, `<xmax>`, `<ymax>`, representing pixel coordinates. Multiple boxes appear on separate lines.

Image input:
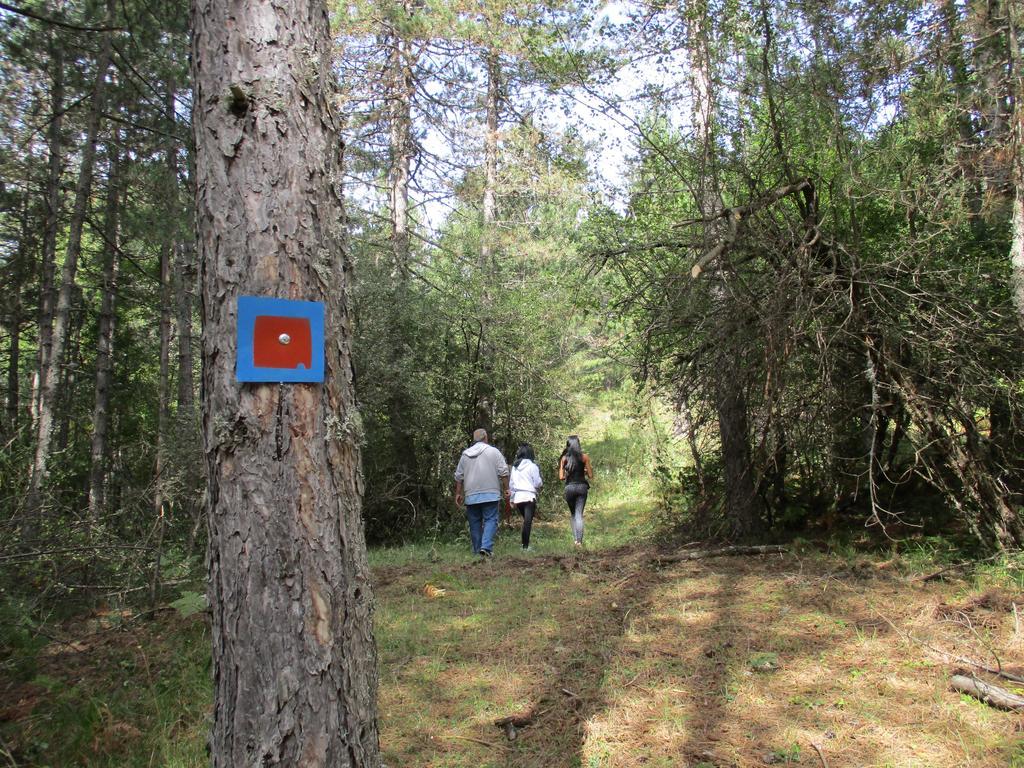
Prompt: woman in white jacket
<box><xmin>509</xmin><ymin>443</ymin><xmax>543</xmax><ymax>550</ymax></box>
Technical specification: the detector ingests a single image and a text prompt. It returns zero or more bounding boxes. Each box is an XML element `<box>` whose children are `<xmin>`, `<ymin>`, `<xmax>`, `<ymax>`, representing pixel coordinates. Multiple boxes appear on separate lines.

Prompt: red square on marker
<box><xmin>253</xmin><ymin>315</ymin><xmax>313</xmax><ymax>369</ymax></box>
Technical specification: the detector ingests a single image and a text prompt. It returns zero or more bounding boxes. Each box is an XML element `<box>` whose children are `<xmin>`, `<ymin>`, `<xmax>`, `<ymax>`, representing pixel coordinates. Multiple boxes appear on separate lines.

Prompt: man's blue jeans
<box><xmin>466</xmin><ymin>500</ymin><xmax>500</xmax><ymax>554</ymax></box>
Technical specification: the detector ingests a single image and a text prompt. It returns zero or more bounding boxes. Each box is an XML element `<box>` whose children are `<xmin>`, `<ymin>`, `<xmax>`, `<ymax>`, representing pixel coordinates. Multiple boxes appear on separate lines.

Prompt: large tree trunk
<box><xmin>87</xmin><ymin>143</ymin><xmax>122</xmax><ymax>522</ymax></box>
<box><xmin>28</xmin><ymin>6</ymin><xmax>113</xmax><ymax>510</ymax></box>
<box><xmin>715</xmin><ymin>375</ymin><xmax>763</xmax><ymax>539</ymax></box>
<box><xmin>192</xmin><ymin>1</ymin><xmax>381</xmax><ymax>765</ymax></box>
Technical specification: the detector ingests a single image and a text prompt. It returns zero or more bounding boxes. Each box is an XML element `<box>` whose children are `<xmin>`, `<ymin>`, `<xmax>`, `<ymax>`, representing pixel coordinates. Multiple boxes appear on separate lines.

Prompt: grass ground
<box><xmin>4</xmin><ymin>386</ymin><xmax>1024</xmax><ymax>766</ymax></box>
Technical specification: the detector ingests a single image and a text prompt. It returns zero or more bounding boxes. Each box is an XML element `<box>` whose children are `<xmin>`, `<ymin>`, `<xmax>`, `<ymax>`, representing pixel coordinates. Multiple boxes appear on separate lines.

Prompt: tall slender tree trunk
<box><xmin>941</xmin><ymin>0</ymin><xmax>985</xmax><ymax>224</ymax></box>
<box><xmin>192</xmin><ymin>0</ymin><xmax>381</xmax><ymax>764</ymax></box>
<box><xmin>480</xmin><ymin>49</ymin><xmax>499</xmax><ymax>269</ymax></box>
<box><xmin>972</xmin><ymin>0</ymin><xmax>1010</xmax><ymax>191</ymax></box>
<box><xmin>169</xmin><ymin>81</ymin><xmax>196</xmax><ymax>416</ymax></box>
<box><xmin>31</xmin><ymin>22</ymin><xmax>65</xmax><ymax>430</ymax></box>
<box><xmin>29</xmin><ymin>4</ymin><xmax>114</xmax><ymax>512</ymax></box>
<box><xmin>151</xmin><ymin>83</ymin><xmax>176</xmax><ymax>607</ymax></box>
<box><xmin>88</xmin><ymin>142</ymin><xmax>122</xmax><ymax>524</ymax></box>
<box><xmin>1008</xmin><ymin>0</ymin><xmax>1024</xmax><ymax>328</ymax></box>
<box><xmin>688</xmin><ymin>0</ymin><xmax>764</xmax><ymax>539</ymax></box>
<box><xmin>5</xmin><ymin>198</ymin><xmax>31</xmax><ymax>434</ymax></box>
<box><xmin>470</xmin><ymin>49</ymin><xmax>501</xmax><ymax>432</ymax></box>
<box><xmin>56</xmin><ymin>294</ymin><xmax>83</xmax><ymax>454</ymax></box>
<box><xmin>388</xmin><ymin>18</ymin><xmax>413</xmax><ymax>278</ymax></box>
<box><xmin>150</xmin><ymin>243</ymin><xmax>171</xmax><ymax>608</ymax></box>
<box><xmin>385</xmin><ymin>13</ymin><xmax>421</xmax><ymax>502</ymax></box>
<box><xmin>176</xmin><ymin>243</ymin><xmax>195</xmax><ymax>413</ymax></box>
<box><xmin>5</xmin><ymin>279</ymin><xmax>22</xmax><ymax>435</ymax></box>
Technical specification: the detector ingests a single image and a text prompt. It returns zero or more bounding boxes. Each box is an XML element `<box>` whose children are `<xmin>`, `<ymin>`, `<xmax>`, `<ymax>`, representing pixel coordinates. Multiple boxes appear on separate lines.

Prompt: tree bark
<box><xmin>192</xmin><ymin>0</ymin><xmax>381</xmax><ymax>764</ymax></box>
<box><xmin>87</xmin><ymin>142</ymin><xmax>122</xmax><ymax>522</ymax></box>
<box><xmin>715</xmin><ymin>375</ymin><xmax>763</xmax><ymax>538</ymax></box>
<box><xmin>28</xmin><ymin>2</ymin><xmax>113</xmax><ymax>508</ymax></box>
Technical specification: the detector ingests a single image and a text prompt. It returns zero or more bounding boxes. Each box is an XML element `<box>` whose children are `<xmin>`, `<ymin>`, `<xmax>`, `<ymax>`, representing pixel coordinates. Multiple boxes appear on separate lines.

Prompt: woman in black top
<box><xmin>558</xmin><ymin>435</ymin><xmax>594</xmax><ymax>547</ymax></box>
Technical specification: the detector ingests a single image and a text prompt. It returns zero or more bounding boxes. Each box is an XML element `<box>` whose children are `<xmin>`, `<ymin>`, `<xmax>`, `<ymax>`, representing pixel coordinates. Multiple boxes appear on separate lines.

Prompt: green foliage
<box><xmin>3</xmin><ymin>618</ymin><xmax>211</xmax><ymax>768</ymax></box>
<box><xmin>766</xmin><ymin>743</ymin><xmax>802</xmax><ymax>763</ymax></box>
<box><xmin>749</xmin><ymin>651</ymin><xmax>780</xmax><ymax>673</ymax></box>
<box><xmin>0</xmin><ymin>594</ymin><xmax>46</xmax><ymax>682</ymax></box>
<box><xmin>169</xmin><ymin>591</ymin><xmax>208</xmax><ymax>619</ymax></box>
<box><xmin>587</xmin><ymin>0</ymin><xmax>1024</xmax><ymax>548</ymax></box>
<box><xmin>352</xmin><ymin>123</ymin><xmax>593</xmax><ymax>544</ymax></box>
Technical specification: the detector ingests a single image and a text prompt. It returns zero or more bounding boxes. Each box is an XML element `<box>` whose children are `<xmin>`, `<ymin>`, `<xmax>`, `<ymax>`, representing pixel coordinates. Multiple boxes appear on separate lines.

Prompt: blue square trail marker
<box><xmin>236</xmin><ymin>296</ymin><xmax>325</xmax><ymax>383</ymax></box>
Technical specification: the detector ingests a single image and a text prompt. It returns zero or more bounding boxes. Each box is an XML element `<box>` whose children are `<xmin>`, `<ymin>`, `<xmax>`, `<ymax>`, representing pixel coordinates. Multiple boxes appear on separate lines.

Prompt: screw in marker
<box><xmin>278</xmin><ymin>333</ymin><xmax>291</xmax><ymax>345</ymax></box>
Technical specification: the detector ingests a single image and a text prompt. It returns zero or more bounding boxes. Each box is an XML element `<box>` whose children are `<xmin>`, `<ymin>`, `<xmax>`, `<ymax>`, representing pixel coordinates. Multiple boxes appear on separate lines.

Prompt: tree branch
<box><xmin>0</xmin><ymin>1</ymin><xmax>122</xmax><ymax>32</ymax></box>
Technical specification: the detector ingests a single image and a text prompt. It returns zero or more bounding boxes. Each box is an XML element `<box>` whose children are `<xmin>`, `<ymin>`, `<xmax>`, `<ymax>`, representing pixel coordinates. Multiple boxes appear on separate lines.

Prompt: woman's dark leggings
<box><xmin>516</xmin><ymin>500</ymin><xmax>536</xmax><ymax>548</ymax></box>
<box><xmin>564</xmin><ymin>482</ymin><xmax>588</xmax><ymax>544</ymax></box>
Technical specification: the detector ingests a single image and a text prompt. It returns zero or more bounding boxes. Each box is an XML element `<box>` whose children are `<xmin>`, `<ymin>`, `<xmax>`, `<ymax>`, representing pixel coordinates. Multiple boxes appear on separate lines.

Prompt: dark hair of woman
<box><xmin>561</xmin><ymin>435</ymin><xmax>583</xmax><ymax>476</ymax></box>
<box><xmin>513</xmin><ymin>443</ymin><xmax>535</xmax><ymax>468</ymax></box>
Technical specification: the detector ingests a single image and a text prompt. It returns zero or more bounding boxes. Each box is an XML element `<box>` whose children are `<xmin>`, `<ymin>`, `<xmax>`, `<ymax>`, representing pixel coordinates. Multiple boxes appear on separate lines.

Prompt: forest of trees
<box><xmin>1</xmin><ymin>0</ymin><xmax>1022</xmax><ymax>612</ymax></box>
<box><xmin>0</xmin><ymin>0</ymin><xmax>1022</xmax><ymax>763</ymax></box>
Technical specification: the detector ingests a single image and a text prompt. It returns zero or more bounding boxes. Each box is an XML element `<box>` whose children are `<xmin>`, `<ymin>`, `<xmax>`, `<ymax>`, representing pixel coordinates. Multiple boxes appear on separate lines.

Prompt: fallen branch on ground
<box><xmin>914</xmin><ymin>554</ymin><xmax>1000</xmax><ymax>583</ymax></box>
<box><xmin>871</xmin><ymin>607</ymin><xmax>1024</xmax><ymax>683</ymax></box>
<box><xmin>652</xmin><ymin>544</ymin><xmax>787</xmax><ymax>565</ymax></box>
<box><xmin>446</xmin><ymin>734</ymin><xmax>500</xmax><ymax>749</ymax></box>
<box><xmin>494</xmin><ymin>712</ymin><xmax>535</xmax><ymax>728</ymax></box>
<box><xmin>951</xmin><ymin>674</ymin><xmax>1024</xmax><ymax>711</ymax></box>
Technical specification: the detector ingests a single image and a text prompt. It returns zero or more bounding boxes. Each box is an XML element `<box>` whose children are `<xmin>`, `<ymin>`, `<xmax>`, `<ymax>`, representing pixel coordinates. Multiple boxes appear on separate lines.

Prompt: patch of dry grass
<box><xmin>374</xmin><ymin>549</ymin><xmax>1024</xmax><ymax>767</ymax></box>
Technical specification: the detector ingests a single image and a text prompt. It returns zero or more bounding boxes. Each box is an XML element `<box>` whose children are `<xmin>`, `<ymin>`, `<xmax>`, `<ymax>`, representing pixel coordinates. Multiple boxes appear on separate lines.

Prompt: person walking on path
<box><xmin>558</xmin><ymin>435</ymin><xmax>593</xmax><ymax>547</ymax></box>
<box><xmin>509</xmin><ymin>443</ymin><xmax>543</xmax><ymax>550</ymax></box>
<box><xmin>454</xmin><ymin>428</ymin><xmax>510</xmax><ymax>557</ymax></box>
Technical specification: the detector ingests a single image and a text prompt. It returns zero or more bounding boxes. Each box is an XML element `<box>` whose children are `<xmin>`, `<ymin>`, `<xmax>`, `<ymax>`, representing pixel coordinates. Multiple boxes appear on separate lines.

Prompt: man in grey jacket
<box><xmin>454</xmin><ymin>428</ymin><xmax>509</xmax><ymax>557</ymax></box>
